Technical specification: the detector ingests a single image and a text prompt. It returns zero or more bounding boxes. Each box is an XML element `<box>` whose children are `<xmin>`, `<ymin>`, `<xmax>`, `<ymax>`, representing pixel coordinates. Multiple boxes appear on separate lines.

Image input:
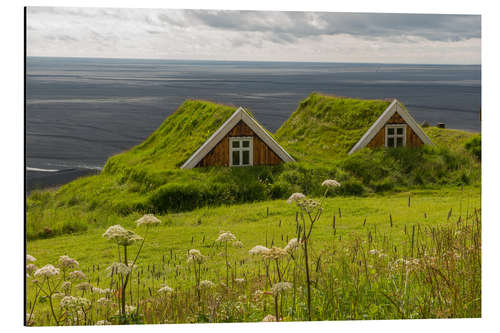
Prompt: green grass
<box><xmin>276</xmin><ymin>92</ymin><xmax>392</xmax><ymax>165</ymax></box>
<box><xmin>26</xmin><ymin>186</ymin><xmax>481</xmax><ymax>325</ymax></box>
<box><xmin>26</xmin><ymin>94</ymin><xmax>481</xmax><ymax>239</ymax></box>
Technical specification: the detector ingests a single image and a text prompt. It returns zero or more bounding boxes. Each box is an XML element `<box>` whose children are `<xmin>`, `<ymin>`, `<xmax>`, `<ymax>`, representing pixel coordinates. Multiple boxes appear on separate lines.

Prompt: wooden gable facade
<box><xmin>197</xmin><ymin>120</ymin><xmax>283</xmax><ymax>167</ymax></box>
<box><xmin>181</xmin><ymin>107</ymin><xmax>295</xmax><ymax>169</ymax></box>
<box><xmin>366</xmin><ymin>112</ymin><xmax>425</xmax><ymax>149</ymax></box>
<box><xmin>349</xmin><ymin>99</ymin><xmax>432</xmax><ymax>155</ymax></box>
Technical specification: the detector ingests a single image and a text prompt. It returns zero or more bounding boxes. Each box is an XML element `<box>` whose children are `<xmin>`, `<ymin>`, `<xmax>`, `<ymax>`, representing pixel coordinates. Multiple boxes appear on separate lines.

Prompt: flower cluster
<box><xmin>34</xmin><ymin>264</ymin><xmax>60</xmax><ymax>278</ymax></box>
<box><xmin>322</xmin><ymin>179</ymin><xmax>341</xmax><ymax>188</ymax></box>
<box><xmin>58</xmin><ymin>255</ymin><xmax>79</xmax><ymax>269</ymax></box>
<box><xmin>59</xmin><ymin>295</ymin><xmax>91</xmax><ymax>312</ymax></box>
<box><xmin>216</xmin><ymin>231</ymin><xmax>237</xmax><ymax>242</ymax></box>
<box><xmin>136</xmin><ymin>214</ymin><xmax>161</xmax><ymax>227</ymax></box>
<box><xmin>199</xmin><ymin>280</ymin><xmax>215</xmax><ymax>289</ymax></box>
<box><xmin>96</xmin><ymin>297</ymin><xmax>112</xmax><ymax>306</ymax></box>
<box><xmin>368</xmin><ymin>249</ymin><xmax>387</xmax><ymax>258</ymax></box>
<box><xmin>96</xmin><ymin>320</ymin><xmax>112</xmax><ymax>325</ymax></box>
<box><xmin>26</xmin><ymin>263</ymin><xmax>37</xmax><ymax>275</ymax></box>
<box><xmin>297</xmin><ymin>198</ymin><xmax>322</xmax><ymax>211</ymax></box>
<box><xmin>91</xmin><ymin>286</ymin><xmax>113</xmax><ymax>294</ymax></box>
<box><xmin>262</xmin><ymin>314</ymin><xmax>277</xmax><ymax>322</ymax></box>
<box><xmin>286</xmin><ymin>192</ymin><xmax>305</xmax><ymax>204</ymax></box>
<box><xmin>284</xmin><ymin>238</ymin><xmax>300</xmax><ymax>253</ymax></box>
<box><xmin>235</xmin><ymin>278</ymin><xmax>245</xmax><ymax>285</ymax></box>
<box><xmin>158</xmin><ymin>285</ymin><xmax>174</xmax><ymax>294</ymax></box>
<box><xmin>26</xmin><ymin>254</ymin><xmax>36</xmax><ymax>263</ymax></box>
<box><xmin>187</xmin><ymin>249</ymin><xmax>206</xmax><ymax>264</ymax></box>
<box><xmin>390</xmin><ymin>258</ymin><xmax>421</xmax><ymax>272</ymax></box>
<box><xmin>271</xmin><ymin>281</ymin><xmax>293</xmax><ymax>296</ymax></box>
<box><xmin>106</xmin><ymin>262</ymin><xmax>132</xmax><ymax>277</ymax></box>
<box><xmin>102</xmin><ymin>225</ymin><xmax>143</xmax><ymax>246</ymax></box>
<box><xmin>69</xmin><ymin>270</ymin><xmax>86</xmax><ymax>280</ymax></box>
<box><xmin>249</xmin><ymin>245</ymin><xmax>270</xmax><ymax>256</ymax></box>
<box><xmin>75</xmin><ymin>282</ymin><xmax>92</xmax><ymax>291</ymax></box>
<box><xmin>262</xmin><ymin>247</ymin><xmax>288</xmax><ymax>260</ymax></box>
<box><xmin>233</xmin><ymin>240</ymin><xmax>244</xmax><ymax>248</ymax></box>
<box><xmin>61</xmin><ymin>281</ymin><xmax>72</xmax><ymax>292</ymax></box>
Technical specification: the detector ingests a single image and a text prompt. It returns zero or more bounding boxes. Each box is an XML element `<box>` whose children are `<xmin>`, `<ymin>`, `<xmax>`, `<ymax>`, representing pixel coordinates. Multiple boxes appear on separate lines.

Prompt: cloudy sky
<box><xmin>26</xmin><ymin>7</ymin><xmax>481</xmax><ymax>64</ymax></box>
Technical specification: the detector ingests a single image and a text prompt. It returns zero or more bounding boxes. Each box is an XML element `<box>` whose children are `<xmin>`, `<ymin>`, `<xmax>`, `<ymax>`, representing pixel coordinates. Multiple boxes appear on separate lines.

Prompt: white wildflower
<box><xmin>106</xmin><ymin>262</ymin><xmax>132</xmax><ymax>277</ymax></box>
<box><xmin>75</xmin><ymin>282</ymin><xmax>92</xmax><ymax>291</ymax></box>
<box><xmin>69</xmin><ymin>270</ymin><xmax>86</xmax><ymax>280</ymax></box>
<box><xmin>322</xmin><ymin>179</ymin><xmax>341</xmax><ymax>188</ymax></box>
<box><xmin>136</xmin><ymin>214</ymin><xmax>161</xmax><ymax>227</ymax></box>
<box><xmin>249</xmin><ymin>245</ymin><xmax>270</xmax><ymax>256</ymax></box>
<box><xmin>96</xmin><ymin>297</ymin><xmax>112</xmax><ymax>306</ymax></box>
<box><xmin>59</xmin><ymin>296</ymin><xmax>91</xmax><ymax>311</ymax></box>
<box><xmin>103</xmin><ymin>225</ymin><xmax>143</xmax><ymax>246</ymax></box>
<box><xmin>96</xmin><ymin>320</ymin><xmax>112</xmax><ymax>325</ymax></box>
<box><xmin>199</xmin><ymin>280</ymin><xmax>215</xmax><ymax>289</ymax></box>
<box><xmin>34</xmin><ymin>264</ymin><xmax>60</xmax><ymax>278</ymax></box>
<box><xmin>262</xmin><ymin>247</ymin><xmax>288</xmax><ymax>260</ymax></box>
<box><xmin>233</xmin><ymin>240</ymin><xmax>244</xmax><ymax>248</ymax></box>
<box><xmin>235</xmin><ymin>278</ymin><xmax>245</xmax><ymax>285</ymax></box>
<box><xmin>26</xmin><ymin>264</ymin><xmax>37</xmax><ymax>275</ymax></box>
<box><xmin>262</xmin><ymin>314</ymin><xmax>277</xmax><ymax>322</ymax></box>
<box><xmin>272</xmin><ymin>282</ymin><xmax>293</xmax><ymax>296</ymax></box>
<box><xmin>58</xmin><ymin>255</ymin><xmax>79</xmax><ymax>269</ymax></box>
<box><xmin>216</xmin><ymin>231</ymin><xmax>236</xmax><ymax>242</ymax></box>
<box><xmin>284</xmin><ymin>238</ymin><xmax>300</xmax><ymax>253</ymax></box>
<box><xmin>158</xmin><ymin>285</ymin><xmax>174</xmax><ymax>294</ymax></box>
<box><xmin>187</xmin><ymin>249</ymin><xmax>205</xmax><ymax>264</ymax></box>
<box><xmin>61</xmin><ymin>281</ymin><xmax>72</xmax><ymax>292</ymax></box>
<box><xmin>287</xmin><ymin>192</ymin><xmax>306</xmax><ymax>204</ymax></box>
<box><xmin>298</xmin><ymin>198</ymin><xmax>322</xmax><ymax>211</ymax></box>
<box><xmin>91</xmin><ymin>286</ymin><xmax>112</xmax><ymax>294</ymax></box>
<box><xmin>26</xmin><ymin>254</ymin><xmax>36</xmax><ymax>263</ymax></box>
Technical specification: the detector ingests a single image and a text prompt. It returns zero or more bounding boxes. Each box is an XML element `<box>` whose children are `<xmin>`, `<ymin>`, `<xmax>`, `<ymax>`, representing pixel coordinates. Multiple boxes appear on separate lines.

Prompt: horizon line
<box><xmin>26</xmin><ymin>55</ymin><xmax>481</xmax><ymax>66</ymax></box>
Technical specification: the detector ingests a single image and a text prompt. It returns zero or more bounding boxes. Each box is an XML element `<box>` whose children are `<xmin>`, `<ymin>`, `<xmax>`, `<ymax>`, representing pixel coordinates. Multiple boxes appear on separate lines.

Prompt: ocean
<box><xmin>25</xmin><ymin>57</ymin><xmax>481</xmax><ymax>189</ymax></box>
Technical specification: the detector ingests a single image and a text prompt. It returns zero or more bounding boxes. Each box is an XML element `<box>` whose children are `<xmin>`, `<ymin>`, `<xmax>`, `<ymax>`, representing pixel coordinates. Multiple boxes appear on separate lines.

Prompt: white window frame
<box><xmin>229</xmin><ymin>137</ymin><xmax>253</xmax><ymax>167</ymax></box>
<box><xmin>385</xmin><ymin>124</ymin><xmax>406</xmax><ymax>147</ymax></box>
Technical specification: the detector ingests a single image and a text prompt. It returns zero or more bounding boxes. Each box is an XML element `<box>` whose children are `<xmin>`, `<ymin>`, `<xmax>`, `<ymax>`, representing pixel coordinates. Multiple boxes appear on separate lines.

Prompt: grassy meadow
<box><xmin>25</xmin><ymin>94</ymin><xmax>481</xmax><ymax>325</ymax></box>
<box><xmin>26</xmin><ymin>185</ymin><xmax>481</xmax><ymax>325</ymax></box>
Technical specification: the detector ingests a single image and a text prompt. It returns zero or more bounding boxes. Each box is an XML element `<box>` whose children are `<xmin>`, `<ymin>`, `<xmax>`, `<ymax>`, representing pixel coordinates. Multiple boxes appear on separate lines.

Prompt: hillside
<box><xmin>276</xmin><ymin>93</ymin><xmax>392</xmax><ymax>165</ymax></box>
<box><xmin>26</xmin><ymin>94</ymin><xmax>481</xmax><ymax>239</ymax></box>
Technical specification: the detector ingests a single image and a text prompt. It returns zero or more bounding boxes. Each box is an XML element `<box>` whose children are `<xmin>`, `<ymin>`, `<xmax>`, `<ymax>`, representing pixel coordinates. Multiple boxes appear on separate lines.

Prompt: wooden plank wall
<box><xmin>196</xmin><ymin>121</ymin><xmax>283</xmax><ymax>167</ymax></box>
<box><xmin>367</xmin><ymin>113</ymin><xmax>424</xmax><ymax>148</ymax></box>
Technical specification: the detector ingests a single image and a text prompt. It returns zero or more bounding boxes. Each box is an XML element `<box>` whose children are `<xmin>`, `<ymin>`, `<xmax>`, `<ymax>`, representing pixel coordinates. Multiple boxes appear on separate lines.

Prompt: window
<box><xmin>229</xmin><ymin>137</ymin><xmax>253</xmax><ymax>166</ymax></box>
<box><xmin>385</xmin><ymin>125</ymin><xmax>406</xmax><ymax>147</ymax></box>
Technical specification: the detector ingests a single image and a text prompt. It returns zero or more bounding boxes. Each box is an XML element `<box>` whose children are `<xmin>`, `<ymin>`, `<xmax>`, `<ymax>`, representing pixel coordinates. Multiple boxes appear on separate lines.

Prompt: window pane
<box><xmin>388</xmin><ymin>128</ymin><xmax>394</xmax><ymax>135</ymax></box>
<box><xmin>232</xmin><ymin>141</ymin><xmax>240</xmax><ymax>148</ymax></box>
<box><xmin>388</xmin><ymin>137</ymin><xmax>395</xmax><ymax>147</ymax></box>
<box><xmin>397</xmin><ymin>137</ymin><xmax>403</xmax><ymax>147</ymax></box>
<box><xmin>397</xmin><ymin>127</ymin><xmax>404</xmax><ymax>135</ymax></box>
<box><xmin>242</xmin><ymin>150</ymin><xmax>250</xmax><ymax>165</ymax></box>
<box><xmin>232</xmin><ymin>150</ymin><xmax>240</xmax><ymax>165</ymax></box>
<box><xmin>242</xmin><ymin>140</ymin><xmax>250</xmax><ymax>148</ymax></box>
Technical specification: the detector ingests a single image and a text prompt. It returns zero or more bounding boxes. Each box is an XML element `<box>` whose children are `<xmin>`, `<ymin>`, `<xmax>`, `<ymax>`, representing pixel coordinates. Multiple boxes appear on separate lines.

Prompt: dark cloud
<box><xmin>182</xmin><ymin>10</ymin><xmax>480</xmax><ymax>43</ymax></box>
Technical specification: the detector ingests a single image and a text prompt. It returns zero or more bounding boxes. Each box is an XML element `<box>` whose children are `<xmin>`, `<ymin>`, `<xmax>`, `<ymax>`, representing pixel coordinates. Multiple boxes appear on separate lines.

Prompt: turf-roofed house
<box><xmin>348</xmin><ymin>98</ymin><xmax>433</xmax><ymax>154</ymax></box>
<box><xmin>181</xmin><ymin>106</ymin><xmax>295</xmax><ymax>169</ymax></box>
<box><xmin>274</xmin><ymin>93</ymin><xmax>433</xmax><ymax>164</ymax></box>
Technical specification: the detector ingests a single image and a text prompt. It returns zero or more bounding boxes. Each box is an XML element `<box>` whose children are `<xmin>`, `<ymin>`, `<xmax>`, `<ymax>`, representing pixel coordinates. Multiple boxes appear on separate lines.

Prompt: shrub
<box><xmin>465</xmin><ymin>136</ymin><xmax>481</xmax><ymax>160</ymax></box>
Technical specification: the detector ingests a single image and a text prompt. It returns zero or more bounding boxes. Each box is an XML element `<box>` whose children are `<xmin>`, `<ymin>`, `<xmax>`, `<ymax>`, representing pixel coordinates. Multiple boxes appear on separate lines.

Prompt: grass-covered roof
<box><xmin>275</xmin><ymin>93</ymin><xmax>392</xmax><ymax>165</ymax></box>
<box><xmin>104</xmin><ymin>100</ymin><xmax>237</xmax><ymax>172</ymax></box>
